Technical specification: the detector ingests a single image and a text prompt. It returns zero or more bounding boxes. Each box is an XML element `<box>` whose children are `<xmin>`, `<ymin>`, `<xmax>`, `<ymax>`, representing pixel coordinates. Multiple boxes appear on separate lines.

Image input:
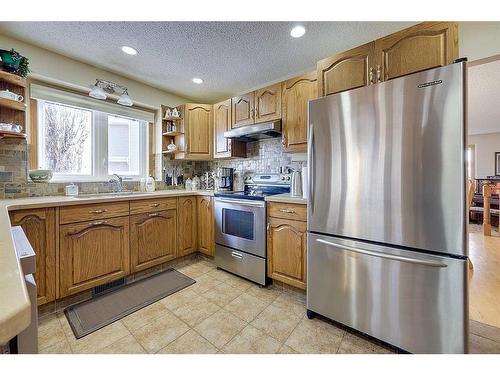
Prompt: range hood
<box><xmin>223</xmin><ymin>120</ymin><xmax>281</xmax><ymax>142</ymax></box>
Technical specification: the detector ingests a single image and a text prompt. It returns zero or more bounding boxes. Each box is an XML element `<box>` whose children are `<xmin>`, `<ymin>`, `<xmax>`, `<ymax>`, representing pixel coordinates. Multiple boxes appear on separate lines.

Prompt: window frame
<box><xmin>37</xmin><ymin>99</ymin><xmax>148</xmax><ymax>182</ymax></box>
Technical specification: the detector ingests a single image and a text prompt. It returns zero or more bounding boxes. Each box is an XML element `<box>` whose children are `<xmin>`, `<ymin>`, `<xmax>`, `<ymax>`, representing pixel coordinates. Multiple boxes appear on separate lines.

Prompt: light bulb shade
<box><xmin>117</xmin><ymin>92</ymin><xmax>133</xmax><ymax>106</ymax></box>
<box><xmin>89</xmin><ymin>84</ymin><xmax>107</xmax><ymax>100</ymax></box>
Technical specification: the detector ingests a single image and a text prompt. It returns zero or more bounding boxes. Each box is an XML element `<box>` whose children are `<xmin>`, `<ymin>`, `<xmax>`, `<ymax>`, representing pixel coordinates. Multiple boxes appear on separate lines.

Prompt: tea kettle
<box><xmin>290</xmin><ymin>170</ymin><xmax>302</xmax><ymax>197</ymax></box>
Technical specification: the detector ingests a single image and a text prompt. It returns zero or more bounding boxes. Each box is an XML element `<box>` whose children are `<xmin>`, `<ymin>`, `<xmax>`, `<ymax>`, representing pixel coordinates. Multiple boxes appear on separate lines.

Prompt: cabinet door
<box><xmin>231</xmin><ymin>92</ymin><xmax>255</xmax><ymax>128</ymax></box>
<box><xmin>255</xmin><ymin>83</ymin><xmax>281</xmax><ymax>123</ymax></box>
<box><xmin>267</xmin><ymin>217</ymin><xmax>307</xmax><ymax>289</ymax></box>
<box><xmin>213</xmin><ymin>99</ymin><xmax>246</xmax><ymax>159</ymax></box>
<box><xmin>282</xmin><ymin>71</ymin><xmax>318</xmax><ymax>152</ymax></box>
<box><xmin>197</xmin><ymin>196</ymin><xmax>214</xmax><ymax>256</ymax></box>
<box><xmin>185</xmin><ymin>103</ymin><xmax>212</xmax><ymax>159</ymax></box>
<box><xmin>374</xmin><ymin>22</ymin><xmax>458</xmax><ymax>82</ymax></box>
<box><xmin>130</xmin><ymin>210</ymin><xmax>177</xmax><ymax>273</ymax></box>
<box><xmin>59</xmin><ymin>216</ymin><xmax>130</xmax><ymax>297</ymax></box>
<box><xmin>10</xmin><ymin>208</ymin><xmax>56</xmax><ymax>305</ymax></box>
<box><xmin>178</xmin><ymin>196</ymin><xmax>197</xmax><ymax>256</ymax></box>
<box><xmin>317</xmin><ymin>42</ymin><xmax>375</xmax><ymax>97</ymax></box>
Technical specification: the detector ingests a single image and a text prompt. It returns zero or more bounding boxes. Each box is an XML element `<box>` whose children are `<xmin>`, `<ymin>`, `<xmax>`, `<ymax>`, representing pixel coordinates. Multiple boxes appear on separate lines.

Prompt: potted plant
<box><xmin>0</xmin><ymin>48</ymin><xmax>30</xmax><ymax>77</ymax></box>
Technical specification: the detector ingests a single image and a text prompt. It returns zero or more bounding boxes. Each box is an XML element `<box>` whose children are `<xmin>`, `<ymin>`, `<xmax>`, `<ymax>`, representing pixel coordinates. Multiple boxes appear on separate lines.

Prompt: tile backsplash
<box><xmin>0</xmin><ymin>137</ymin><xmax>306</xmax><ymax>199</ymax></box>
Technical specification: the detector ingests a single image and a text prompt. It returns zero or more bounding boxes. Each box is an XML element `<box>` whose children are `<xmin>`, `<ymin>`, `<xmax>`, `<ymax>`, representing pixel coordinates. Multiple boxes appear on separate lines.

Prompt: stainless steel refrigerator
<box><xmin>307</xmin><ymin>62</ymin><xmax>468</xmax><ymax>354</ymax></box>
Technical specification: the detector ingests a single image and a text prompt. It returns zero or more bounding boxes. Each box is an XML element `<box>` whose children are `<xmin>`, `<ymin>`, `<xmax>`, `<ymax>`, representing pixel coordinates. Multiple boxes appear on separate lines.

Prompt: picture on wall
<box><xmin>495</xmin><ymin>152</ymin><xmax>500</xmax><ymax>175</ymax></box>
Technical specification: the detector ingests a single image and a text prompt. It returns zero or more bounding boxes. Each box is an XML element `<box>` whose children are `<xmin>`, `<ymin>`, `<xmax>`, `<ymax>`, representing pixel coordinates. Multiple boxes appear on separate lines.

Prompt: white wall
<box><xmin>459</xmin><ymin>22</ymin><xmax>500</xmax><ymax>62</ymax></box>
<box><xmin>469</xmin><ymin>132</ymin><xmax>500</xmax><ymax>178</ymax></box>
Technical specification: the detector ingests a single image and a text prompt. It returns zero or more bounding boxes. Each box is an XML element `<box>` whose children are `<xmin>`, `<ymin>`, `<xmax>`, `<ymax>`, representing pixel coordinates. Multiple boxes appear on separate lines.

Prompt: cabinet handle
<box><xmin>267</xmin><ymin>223</ymin><xmax>271</xmax><ymax>233</ymax></box>
<box><xmin>282</xmin><ymin>134</ymin><xmax>287</xmax><ymax>148</ymax></box>
<box><xmin>250</xmin><ymin>108</ymin><xmax>254</xmax><ymax>119</ymax></box>
<box><xmin>255</xmin><ymin>106</ymin><xmax>259</xmax><ymax>118</ymax></box>
<box><xmin>89</xmin><ymin>209</ymin><xmax>107</xmax><ymax>214</ymax></box>
<box><xmin>185</xmin><ymin>143</ymin><xmax>189</xmax><ymax>152</ymax></box>
<box><xmin>90</xmin><ymin>220</ymin><xmax>107</xmax><ymax>226</ymax></box>
<box><xmin>231</xmin><ymin>251</ymin><xmax>243</xmax><ymax>259</ymax></box>
<box><xmin>148</xmin><ymin>213</ymin><xmax>161</xmax><ymax>217</ymax></box>
<box><xmin>376</xmin><ymin>65</ymin><xmax>381</xmax><ymax>83</ymax></box>
<box><xmin>149</xmin><ymin>203</ymin><xmax>160</xmax><ymax>207</ymax></box>
<box><xmin>279</xmin><ymin>208</ymin><xmax>296</xmax><ymax>214</ymax></box>
<box><xmin>369</xmin><ymin>67</ymin><xmax>374</xmax><ymax>84</ymax></box>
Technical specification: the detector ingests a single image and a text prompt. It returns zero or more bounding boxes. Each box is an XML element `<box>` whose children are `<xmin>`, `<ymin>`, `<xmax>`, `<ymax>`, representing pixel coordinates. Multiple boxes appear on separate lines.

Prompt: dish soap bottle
<box><xmin>65</xmin><ymin>183</ymin><xmax>79</xmax><ymax>196</ymax></box>
<box><xmin>145</xmin><ymin>176</ymin><xmax>155</xmax><ymax>192</ymax></box>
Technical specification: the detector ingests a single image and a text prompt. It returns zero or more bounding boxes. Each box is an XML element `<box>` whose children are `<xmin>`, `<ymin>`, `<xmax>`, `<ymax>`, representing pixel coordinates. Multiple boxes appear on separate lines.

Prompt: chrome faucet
<box><xmin>109</xmin><ymin>173</ymin><xmax>123</xmax><ymax>192</ymax></box>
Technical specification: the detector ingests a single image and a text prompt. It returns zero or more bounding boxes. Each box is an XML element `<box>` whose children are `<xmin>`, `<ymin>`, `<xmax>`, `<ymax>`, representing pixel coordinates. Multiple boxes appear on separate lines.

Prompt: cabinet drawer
<box><xmin>267</xmin><ymin>202</ymin><xmax>307</xmax><ymax>222</ymax></box>
<box><xmin>60</xmin><ymin>201</ymin><xmax>130</xmax><ymax>224</ymax></box>
<box><xmin>130</xmin><ymin>197</ymin><xmax>177</xmax><ymax>214</ymax></box>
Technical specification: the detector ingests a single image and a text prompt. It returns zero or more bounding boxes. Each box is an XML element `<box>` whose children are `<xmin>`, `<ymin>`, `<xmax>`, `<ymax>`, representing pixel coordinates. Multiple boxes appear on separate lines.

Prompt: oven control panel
<box><xmin>245</xmin><ymin>174</ymin><xmax>291</xmax><ymax>185</ymax></box>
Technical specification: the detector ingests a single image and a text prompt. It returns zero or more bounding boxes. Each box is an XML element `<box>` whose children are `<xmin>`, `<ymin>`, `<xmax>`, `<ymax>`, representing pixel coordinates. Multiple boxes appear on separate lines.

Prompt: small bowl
<box><xmin>29</xmin><ymin>169</ymin><xmax>53</xmax><ymax>183</ymax></box>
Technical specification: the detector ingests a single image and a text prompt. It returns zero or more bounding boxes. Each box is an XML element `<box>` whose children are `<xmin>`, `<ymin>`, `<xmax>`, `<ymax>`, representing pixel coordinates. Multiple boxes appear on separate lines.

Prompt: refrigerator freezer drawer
<box><xmin>215</xmin><ymin>244</ymin><xmax>266</xmax><ymax>285</ymax></box>
<box><xmin>307</xmin><ymin>232</ymin><xmax>468</xmax><ymax>354</ymax></box>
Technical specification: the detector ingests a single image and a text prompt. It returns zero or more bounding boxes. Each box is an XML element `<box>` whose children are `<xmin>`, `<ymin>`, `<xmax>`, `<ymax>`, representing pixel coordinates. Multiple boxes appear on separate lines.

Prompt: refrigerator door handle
<box><xmin>308</xmin><ymin>122</ymin><xmax>315</xmax><ymax>213</ymax></box>
<box><xmin>316</xmin><ymin>239</ymin><xmax>448</xmax><ymax>268</ymax></box>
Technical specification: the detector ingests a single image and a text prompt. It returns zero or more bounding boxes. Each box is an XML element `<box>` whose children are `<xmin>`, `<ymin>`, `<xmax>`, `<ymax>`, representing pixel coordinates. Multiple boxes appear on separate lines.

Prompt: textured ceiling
<box><xmin>0</xmin><ymin>22</ymin><xmax>415</xmax><ymax>102</ymax></box>
<box><xmin>468</xmin><ymin>59</ymin><xmax>500</xmax><ymax>135</ymax></box>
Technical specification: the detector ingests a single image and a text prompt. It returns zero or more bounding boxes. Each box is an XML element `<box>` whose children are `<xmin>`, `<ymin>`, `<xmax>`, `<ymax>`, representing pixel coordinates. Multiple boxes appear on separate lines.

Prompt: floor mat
<box><xmin>65</xmin><ymin>268</ymin><xmax>195</xmax><ymax>339</ymax></box>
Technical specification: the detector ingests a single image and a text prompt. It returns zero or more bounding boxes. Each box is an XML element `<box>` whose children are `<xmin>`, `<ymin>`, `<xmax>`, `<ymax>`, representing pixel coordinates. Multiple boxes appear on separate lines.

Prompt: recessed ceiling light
<box><xmin>192</xmin><ymin>78</ymin><xmax>203</xmax><ymax>84</ymax></box>
<box><xmin>121</xmin><ymin>46</ymin><xmax>137</xmax><ymax>55</ymax></box>
<box><xmin>290</xmin><ymin>25</ymin><xmax>306</xmax><ymax>38</ymax></box>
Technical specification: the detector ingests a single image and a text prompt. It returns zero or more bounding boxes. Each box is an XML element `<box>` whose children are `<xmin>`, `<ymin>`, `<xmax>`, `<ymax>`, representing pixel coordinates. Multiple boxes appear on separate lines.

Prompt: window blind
<box><xmin>30</xmin><ymin>83</ymin><xmax>155</xmax><ymax>123</ymax></box>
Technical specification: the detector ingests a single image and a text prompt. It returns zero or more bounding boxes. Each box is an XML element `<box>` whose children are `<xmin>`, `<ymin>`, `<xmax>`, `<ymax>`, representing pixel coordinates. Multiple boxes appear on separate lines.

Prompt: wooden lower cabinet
<box><xmin>59</xmin><ymin>216</ymin><xmax>130</xmax><ymax>297</ymax></box>
<box><xmin>197</xmin><ymin>196</ymin><xmax>214</xmax><ymax>256</ymax></box>
<box><xmin>178</xmin><ymin>196</ymin><xmax>197</xmax><ymax>256</ymax></box>
<box><xmin>9</xmin><ymin>208</ymin><xmax>56</xmax><ymax>305</ymax></box>
<box><xmin>130</xmin><ymin>209</ymin><xmax>177</xmax><ymax>273</ymax></box>
<box><xmin>267</xmin><ymin>216</ymin><xmax>307</xmax><ymax>290</ymax></box>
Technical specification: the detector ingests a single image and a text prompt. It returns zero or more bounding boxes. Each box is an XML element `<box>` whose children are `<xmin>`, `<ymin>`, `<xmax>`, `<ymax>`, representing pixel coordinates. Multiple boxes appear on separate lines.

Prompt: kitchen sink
<box><xmin>74</xmin><ymin>191</ymin><xmax>153</xmax><ymax>199</ymax></box>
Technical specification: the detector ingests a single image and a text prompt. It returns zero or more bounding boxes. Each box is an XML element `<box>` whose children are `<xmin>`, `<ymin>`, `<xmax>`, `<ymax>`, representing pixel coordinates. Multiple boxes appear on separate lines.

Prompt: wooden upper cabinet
<box><xmin>197</xmin><ymin>196</ymin><xmax>214</xmax><ymax>256</ymax></box>
<box><xmin>10</xmin><ymin>208</ymin><xmax>56</xmax><ymax>305</ymax></box>
<box><xmin>231</xmin><ymin>92</ymin><xmax>255</xmax><ymax>128</ymax></box>
<box><xmin>317</xmin><ymin>42</ymin><xmax>375</xmax><ymax>97</ymax></box>
<box><xmin>59</xmin><ymin>216</ymin><xmax>130</xmax><ymax>297</ymax></box>
<box><xmin>178</xmin><ymin>196</ymin><xmax>197</xmax><ymax>256</ymax></box>
<box><xmin>130</xmin><ymin>210</ymin><xmax>177</xmax><ymax>273</ymax></box>
<box><xmin>282</xmin><ymin>71</ymin><xmax>318</xmax><ymax>152</ymax></box>
<box><xmin>213</xmin><ymin>99</ymin><xmax>246</xmax><ymax>159</ymax></box>
<box><xmin>374</xmin><ymin>22</ymin><xmax>459</xmax><ymax>82</ymax></box>
<box><xmin>267</xmin><ymin>217</ymin><xmax>307</xmax><ymax>290</ymax></box>
<box><xmin>255</xmin><ymin>83</ymin><xmax>281</xmax><ymax>123</ymax></box>
<box><xmin>185</xmin><ymin>103</ymin><xmax>212</xmax><ymax>159</ymax></box>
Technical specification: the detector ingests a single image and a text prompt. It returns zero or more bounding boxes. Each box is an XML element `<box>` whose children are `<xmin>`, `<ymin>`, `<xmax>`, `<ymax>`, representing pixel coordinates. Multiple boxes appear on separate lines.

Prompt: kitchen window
<box><xmin>33</xmin><ymin>84</ymin><xmax>153</xmax><ymax>182</ymax></box>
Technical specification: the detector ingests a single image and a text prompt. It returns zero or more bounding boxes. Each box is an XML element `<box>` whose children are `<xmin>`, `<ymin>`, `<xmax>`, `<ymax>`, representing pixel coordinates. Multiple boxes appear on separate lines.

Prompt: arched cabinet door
<box><xmin>374</xmin><ymin>22</ymin><xmax>458</xmax><ymax>81</ymax></box>
<box><xmin>255</xmin><ymin>83</ymin><xmax>281</xmax><ymax>123</ymax></box>
<box><xmin>130</xmin><ymin>209</ymin><xmax>177</xmax><ymax>273</ymax></box>
<box><xmin>59</xmin><ymin>216</ymin><xmax>130</xmax><ymax>297</ymax></box>
<box><xmin>267</xmin><ymin>217</ymin><xmax>307</xmax><ymax>290</ymax></box>
<box><xmin>185</xmin><ymin>103</ymin><xmax>213</xmax><ymax>159</ymax></box>
<box><xmin>231</xmin><ymin>92</ymin><xmax>255</xmax><ymax>128</ymax></box>
<box><xmin>178</xmin><ymin>196</ymin><xmax>197</xmax><ymax>256</ymax></box>
<box><xmin>197</xmin><ymin>196</ymin><xmax>214</xmax><ymax>256</ymax></box>
<box><xmin>10</xmin><ymin>208</ymin><xmax>56</xmax><ymax>305</ymax></box>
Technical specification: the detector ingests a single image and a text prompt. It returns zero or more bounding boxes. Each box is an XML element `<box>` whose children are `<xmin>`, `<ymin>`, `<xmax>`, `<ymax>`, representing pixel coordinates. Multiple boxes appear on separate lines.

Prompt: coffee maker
<box><xmin>217</xmin><ymin>167</ymin><xmax>234</xmax><ymax>191</ymax></box>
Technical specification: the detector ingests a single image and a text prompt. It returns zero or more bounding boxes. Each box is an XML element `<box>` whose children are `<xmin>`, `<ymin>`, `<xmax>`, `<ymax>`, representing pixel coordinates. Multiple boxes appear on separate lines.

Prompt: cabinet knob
<box><xmin>376</xmin><ymin>65</ymin><xmax>381</xmax><ymax>83</ymax></box>
<box><xmin>369</xmin><ymin>67</ymin><xmax>374</xmax><ymax>84</ymax></box>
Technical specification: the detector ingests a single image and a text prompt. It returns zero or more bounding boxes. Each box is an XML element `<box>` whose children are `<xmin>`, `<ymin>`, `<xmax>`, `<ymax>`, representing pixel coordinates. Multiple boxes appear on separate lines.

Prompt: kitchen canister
<box><xmin>185</xmin><ymin>178</ymin><xmax>193</xmax><ymax>191</ymax></box>
<box><xmin>302</xmin><ymin>166</ymin><xmax>308</xmax><ymax>199</ymax></box>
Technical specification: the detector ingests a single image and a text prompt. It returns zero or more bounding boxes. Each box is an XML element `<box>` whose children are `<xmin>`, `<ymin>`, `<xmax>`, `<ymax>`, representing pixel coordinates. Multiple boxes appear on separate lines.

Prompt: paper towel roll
<box><xmin>302</xmin><ymin>166</ymin><xmax>308</xmax><ymax>199</ymax></box>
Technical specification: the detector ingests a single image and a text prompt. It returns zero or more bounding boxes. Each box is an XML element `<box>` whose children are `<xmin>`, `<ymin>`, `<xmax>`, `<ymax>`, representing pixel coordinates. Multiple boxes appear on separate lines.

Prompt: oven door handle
<box><xmin>216</xmin><ymin>198</ymin><xmax>265</xmax><ymax>207</ymax></box>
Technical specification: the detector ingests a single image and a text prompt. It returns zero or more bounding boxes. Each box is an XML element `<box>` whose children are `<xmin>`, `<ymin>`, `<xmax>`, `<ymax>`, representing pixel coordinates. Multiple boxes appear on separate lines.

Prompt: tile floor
<box><xmin>37</xmin><ymin>257</ymin><xmax>499</xmax><ymax>354</ymax></box>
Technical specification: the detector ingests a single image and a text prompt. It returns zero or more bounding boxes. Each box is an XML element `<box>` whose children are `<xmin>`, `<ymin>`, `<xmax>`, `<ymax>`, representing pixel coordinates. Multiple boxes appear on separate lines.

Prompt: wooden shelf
<box><xmin>0</xmin><ymin>130</ymin><xmax>26</xmax><ymax>140</ymax></box>
<box><xmin>163</xmin><ymin>117</ymin><xmax>183</xmax><ymax>121</ymax></box>
<box><xmin>162</xmin><ymin>131</ymin><xmax>184</xmax><ymax>136</ymax></box>
<box><xmin>0</xmin><ymin>70</ymin><xmax>27</xmax><ymax>88</ymax></box>
<box><xmin>0</xmin><ymin>97</ymin><xmax>26</xmax><ymax>111</ymax></box>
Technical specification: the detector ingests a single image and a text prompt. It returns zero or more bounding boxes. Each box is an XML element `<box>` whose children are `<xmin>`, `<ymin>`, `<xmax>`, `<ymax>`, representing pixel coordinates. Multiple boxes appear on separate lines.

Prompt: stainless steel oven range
<box><xmin>214</xmin><ymin>174</ymin><xmax>291</xmax><ymax>285</ymax></box>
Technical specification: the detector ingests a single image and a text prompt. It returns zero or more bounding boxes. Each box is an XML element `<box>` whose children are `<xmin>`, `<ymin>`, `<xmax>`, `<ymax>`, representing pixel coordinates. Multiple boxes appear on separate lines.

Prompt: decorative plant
<box><xmin>0</xmin><ymin>48</ymin><xmax>30</xmax><ymax>77</ymax></box>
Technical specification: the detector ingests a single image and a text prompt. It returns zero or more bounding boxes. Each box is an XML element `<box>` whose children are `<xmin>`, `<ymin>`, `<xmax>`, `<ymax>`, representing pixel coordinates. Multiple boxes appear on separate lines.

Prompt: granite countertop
<box><xmin>0</xmin><ymin>189</ymin><xmax>214</xmax><ymax>344</ymax></box>
<box><xmin>265</xmin><ymin>193</ymin><xmax>307</xmax><ymax>205</ymax></box>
